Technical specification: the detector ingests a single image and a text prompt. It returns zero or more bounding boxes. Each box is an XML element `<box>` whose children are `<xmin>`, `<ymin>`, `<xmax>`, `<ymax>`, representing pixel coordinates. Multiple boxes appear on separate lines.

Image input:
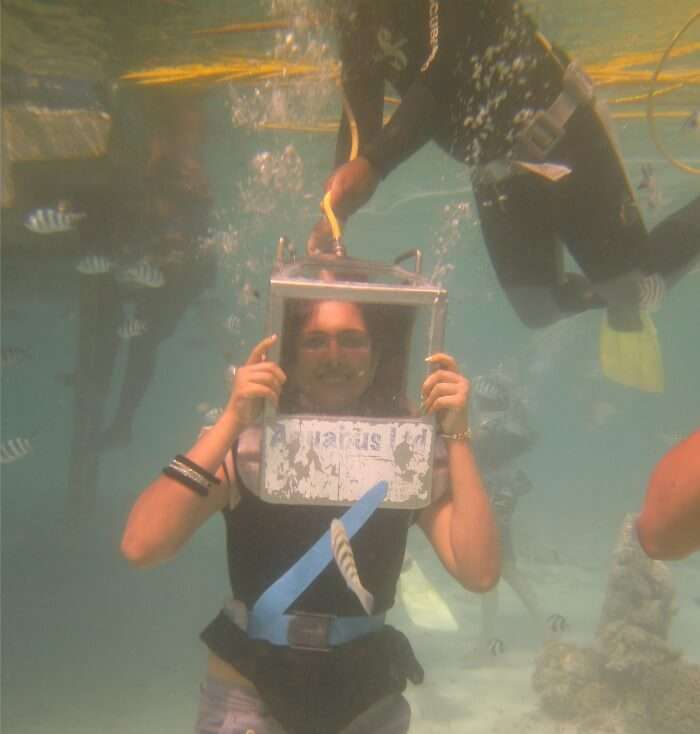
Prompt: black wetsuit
<box><xmin>335</xmin><ymin>1</ymin><xmax>686</xmax><ymax>328</ymax></box>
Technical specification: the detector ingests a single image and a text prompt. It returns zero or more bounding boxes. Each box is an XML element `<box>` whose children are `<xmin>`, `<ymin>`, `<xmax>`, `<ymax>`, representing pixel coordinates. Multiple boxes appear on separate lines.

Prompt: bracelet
<box><xmin>174</xmin><ymin>454</ymin><xmax>221</xmax><ymax>485</ymax></box>
<box><xmin>162</xmin><ymin>465</ymin><xmax>210</xmax><ymax>497</ymax></box>
<box><xmin>439</xmin><ymin>428</ymin><xmax>472</xmax><ymax>442</ymax></box>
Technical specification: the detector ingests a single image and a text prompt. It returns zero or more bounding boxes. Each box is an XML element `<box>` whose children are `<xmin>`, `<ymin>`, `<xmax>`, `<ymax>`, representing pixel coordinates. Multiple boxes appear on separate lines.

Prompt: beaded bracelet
<box><xmin>174</xmin><ymin>454</ymin><xmax>221</xmax><ymax>485</ymax></box>
<box><xmin>162</xmin><ymin>455</ymin><xmax>222</xmax><ymax>498</ymax></box>
<box><xmin>162</xmin><ymin>465</ymin><xmax>210</xmax><ymax>497</ymax></box>
<box><xmin>438</xmin><ymin>428</ymin><xmax>472</xmax><ymax>442</ymax></box>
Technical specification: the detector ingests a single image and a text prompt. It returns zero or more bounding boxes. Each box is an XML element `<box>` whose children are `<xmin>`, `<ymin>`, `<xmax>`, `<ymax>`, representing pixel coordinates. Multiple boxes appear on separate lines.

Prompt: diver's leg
<box><xmin>67</xmin><ymin>276</ymin><xmax>121</xmax><ymax>524</ymax></box>
<box><xmin>100</xmin><ymin>278</ymin><xmax>193</xmax><ymax>447</ymax></box>
<box><xmin>472</xmin><ymin>171</ymin><xmax>599</xmax><ymax>328</ymax></box>
<box><xmin>478</xmin><ymin>585</ymin><xmax>500</xmax><ymax>647</ymax></box>
<box><xmin>502</xmin><ymin>561</ymin><xmax>544</xmax><ymax>624</ymax></box>
<box><xmin>195</xmin><ymin>677</ymin><xmax>286</xmax><ymax>734</ymax></box>
<box><xmin>338</xmin><ymin>694</ymin><xmax>411</xmax><ymax>734</ymax></box>
<box><xmin>644</xmin><ymin>193</ymin><xmax>700</xmax><ymax>288</ymax></box>
<box><xmin>553</xmin><ymin>103</ymin><xmax>650</xmax><ymax>329</ymax></box>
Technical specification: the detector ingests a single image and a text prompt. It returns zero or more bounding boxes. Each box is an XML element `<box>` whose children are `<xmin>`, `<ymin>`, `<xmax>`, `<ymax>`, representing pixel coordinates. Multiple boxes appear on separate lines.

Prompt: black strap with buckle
<box><xmin>287</xmin><ymin>612</ymin><xmax>334</xmax><ymax>652</ymax></box>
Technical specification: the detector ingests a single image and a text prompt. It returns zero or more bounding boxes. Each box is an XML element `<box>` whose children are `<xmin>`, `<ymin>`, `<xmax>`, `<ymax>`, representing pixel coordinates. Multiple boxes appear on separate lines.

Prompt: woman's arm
<box><xmin>636</xmin><ymin>429</ymin><xmax>700</xmax><ymax>560</ymax></box>
<box><xmin>120</xmin><ymin>334</ymin><xmax>285</xmax><ymax>567</ymax></box>
<box><xmin>416</xmin><ymin>354</ymin><xmax>501</xmax><ymax>592</ymax></box>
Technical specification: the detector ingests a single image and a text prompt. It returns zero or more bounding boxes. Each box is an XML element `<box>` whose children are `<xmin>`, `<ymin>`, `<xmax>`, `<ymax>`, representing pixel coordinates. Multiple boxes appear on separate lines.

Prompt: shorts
<box><xmin>195</xmin><ymin>676</ymin><xmax>411</xmax><ymax>734</ymax></box>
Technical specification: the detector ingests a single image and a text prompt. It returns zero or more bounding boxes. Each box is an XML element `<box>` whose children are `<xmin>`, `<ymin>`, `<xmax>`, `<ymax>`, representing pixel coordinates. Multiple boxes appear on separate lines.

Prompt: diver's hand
<box><xmin>225</xmin><ymin>335</ymin><xmax>286</xmax><ymax>428</ymax></box>
<box><xmin>306</xmin><ymin>156</ymin><xmax>380</xmax><ymax>254</ymax></box>
<box><xmin>422</xmin><ymin>353</ymin><xmax>470</xmax><ymax>436</ymax></box>
<box><xmin>324</xmin><ymin>156</ymin><xmax>380</xmax><ymax>217</ymax></box>
<box><xmin>307</xmin><ymin>216</ymin><xmax>342</xmax><ymax>255</ymax></box>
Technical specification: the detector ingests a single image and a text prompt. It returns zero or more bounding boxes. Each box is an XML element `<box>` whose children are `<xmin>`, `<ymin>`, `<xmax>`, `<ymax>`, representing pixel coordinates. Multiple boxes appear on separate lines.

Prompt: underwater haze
<box><xmin>2</xmin><ymin>1</ymin><xmax>699</xmax><ymax>733</ymax></box>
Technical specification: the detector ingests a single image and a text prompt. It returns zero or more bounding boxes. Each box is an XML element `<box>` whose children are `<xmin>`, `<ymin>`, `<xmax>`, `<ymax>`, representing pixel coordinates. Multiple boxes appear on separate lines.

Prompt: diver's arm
<box><xmin>335</xmin><ymin>18</ymin><xmax>385</xmax><ymax>168</ymax></box>
<box><xmin>636</xmin><ymin>429</ymin><xmax>700</xmax><ymax>560</ymax></box>
<box><xmin>360</xmin><ymin>0</ymin><xmax>462</xmax><ymax>178</ymax></box>
<box><xmin>416</xmin><ymin>355</ymin><xmax>501</xmax><ymax>592</ymax></box>
<box><xmin>120</xmin><ymin>335</ymin><xmax>284</xmax><ymax>567</ymax></box>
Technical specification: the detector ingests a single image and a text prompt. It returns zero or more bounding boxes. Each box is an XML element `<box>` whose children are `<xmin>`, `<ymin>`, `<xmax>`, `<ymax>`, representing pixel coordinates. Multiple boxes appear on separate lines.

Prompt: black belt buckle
<box><xmin>287</xmin><ymin>612</ymin><xmax>333</xmax><ymax>652</ymax></box>
<box><xmin>518</xmin><ymin>110</ymin><xmax>564</xmax><ymax>160</ymax></box>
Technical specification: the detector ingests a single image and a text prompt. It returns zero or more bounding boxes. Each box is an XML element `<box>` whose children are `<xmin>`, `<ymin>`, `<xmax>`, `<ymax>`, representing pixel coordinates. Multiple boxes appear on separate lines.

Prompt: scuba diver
<box><xmin>67</xmin><ymin>86</ymin><xmax>215</xmax><ymax>528</ymax></box>
<box><xmin>121</xmin><ymin>299</ymin><xmax>500</xmax><ymax>734</ymax></box>
<box><xmin>473</xmin><ymin>469</ymin><xmax>548</xmax><ymax>660</ymax></box>
<box><xmin>468</xmin><ymin>374</ymin><xmax>562</xmax><ymax>659</ymax></box>
<box><xmin>307</xmin><ymin>1</ymin><xmax>700</xmax><ymax>393</ymax></box>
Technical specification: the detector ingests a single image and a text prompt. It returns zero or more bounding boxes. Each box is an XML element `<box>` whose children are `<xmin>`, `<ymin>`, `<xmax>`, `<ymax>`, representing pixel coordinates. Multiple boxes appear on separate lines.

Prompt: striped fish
<box><xmin>638</xmin><ymin>274</ymin><xmax>666</xmax><ymax>313</ymax></box>
<box><xmin>0</xmin><ymin>437</ymin><xmax>32</xmax><ymax>464</ymax></box>
<box><xmin>1</xmin><ymin>346</ymin><xmax>31</xmax><ymax>368</ymax></box>
<box><xmin>76</xmin><ymin>255</ymin><xmax>113</xmax><ymax>275</ymax></box>
<box><xmin>488</xmin><ymin>638</ymin><xmax>505</xmax><ymax>656</ymax></box>
<box><xmin>330</xmin><ymin>518</ymin><xmax>374</xmax><ymax>615</ymax></box>
<box><xmin>224</xmin><ymin>314</ymin><xmax>241</xmax><ymax>333</ymax></box>
<box><xmin>472</xmin><ymin>375</ymin><xmax>510</xmax><ymax>410</ymax></box>
<box><xmin>116</xmin><ymin>261</ymin><xmax>165</xmax><ymax>288</ymax></box>
<box><xmin>117</xmin><ymin>318</ymin><xmax>147</xmax><ymax>340</ymax></box>
<box><xmin>24</xmin><ymin>207</ymin><xmax>85</xmax><ymax>234</ymax></box>
<box><xmin>203</xmin><ymin>407</ymin><xmax>224</xmax><ymax>424</ymax></box>
<box><xmin>547</xmin><ymin>613</ymin><xmax>568</xmax><ymax>633</ymax></box>
<box><xmin>682</xmin><ymin>110</ymin><xmax>700</xmax><ymax>130</ymax></box>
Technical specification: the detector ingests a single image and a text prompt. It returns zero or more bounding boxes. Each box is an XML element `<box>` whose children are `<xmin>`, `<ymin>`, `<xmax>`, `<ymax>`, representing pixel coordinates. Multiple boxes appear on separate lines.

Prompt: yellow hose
<box><xmin>319</xmin><ymin>87</ymin><xmax>361</xmax><ymax>253</ymax></box>
<box><xmin>647</xmin><ymin>10</ymin><xmax>700</xmax><ymax>176</ymax></box>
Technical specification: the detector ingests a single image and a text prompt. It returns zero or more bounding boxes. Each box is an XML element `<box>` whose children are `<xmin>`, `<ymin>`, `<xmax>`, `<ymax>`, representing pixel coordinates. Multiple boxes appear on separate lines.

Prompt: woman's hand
<box><xmin>421</xmin><ymin>353</ymin><xmax>470</xmax><ymax>435</ymax></box>
<box><xmin>225</xmin><ymin>335</ymin><xmax>286</xmax><ymax>428</ymax></box>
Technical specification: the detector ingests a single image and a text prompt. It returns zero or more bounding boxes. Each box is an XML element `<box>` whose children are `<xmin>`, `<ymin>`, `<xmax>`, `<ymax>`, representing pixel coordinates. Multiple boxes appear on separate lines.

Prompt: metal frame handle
<box><xmin>393</xmin><ymin>248</ymin><xmax>422</xmax><ymax>275</ymax></box>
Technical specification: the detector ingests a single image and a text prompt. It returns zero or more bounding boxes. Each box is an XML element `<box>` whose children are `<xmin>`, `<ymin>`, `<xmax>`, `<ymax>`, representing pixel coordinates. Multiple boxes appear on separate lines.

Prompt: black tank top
<box><xmin>224</xmin><ymin>437</ymin><xmax>414</xmax><ymax>615</ymax></box>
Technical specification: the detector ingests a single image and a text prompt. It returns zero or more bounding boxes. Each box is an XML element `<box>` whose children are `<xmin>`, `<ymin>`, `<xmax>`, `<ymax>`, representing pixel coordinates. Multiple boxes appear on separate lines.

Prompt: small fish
<box><xmin>682</xmin><ymin>110</ymin><xmax>700</xmax><ymax>130</ymax></box>
<box><xmin>24</xmin><ymin>206</ymin><xmax>85</xmax><ymax>234</ymax></box>
<box><xmin>225</xmin><ymin>314</ymin><xmax>241</xmax><ymax>333</ymax></box>
<box><xmin>237</xmin><ymin>281</ymin><xmax>260</xmax><ymax>306</ymax></box>
<box><xmin>1</xmin><ymin>346</ymin><xmax>31</xmax><ymax>368</ymax></box>
<box><xmin>638</xmin><ymin>163</ymin><xmax>655</xmax><ymax>191</ymax></box>
<box><xmin>547</xmin><ymin>613</ymin><xmax>568</xmax><ymax>633</ymax></box>
<box><xmin>638</xmin><ymin>273</ymin><xmax>666</xmax><ymax>313</ymax></box>
<box><xmin>638</xmin><ymin>163</ymin><xmax>661</xmax><ymax>210</ymax></box>
<box><xmin>116</xmin><ymin>261</ymin><xmax>165</xmax><ymax>288</ymax></box>
<box><xmin>203</xmin><ymin>407</ymin><xmax>224</xmax><ymax>424</ymax></box>
<box><xmin>117</xmin><ymin>318</ymin><xmax>147</xmax><ymax>339</ymax></box>
<box><xmin>76</xmin><ymin>255</ymin><xmax>113</xmax><ymax>275</ymax></box>
<box><xmin>473</xmin><ymin>375</ymin><xmax>510</xmax><ymax>411</ymax></box>
<box><xmin>487</xmin><ymin>638</ymin><xmax>505</xmax><ymax>656</ymax></box>
<box><xmin>330</xmin><ymin>518</ymin><xmax>374</xmax><ymax>615</ymax></box>
<box><xmin>0</xmin><ymin>437</ymin><xmax>33</xmax><ymax>464</ymax></box>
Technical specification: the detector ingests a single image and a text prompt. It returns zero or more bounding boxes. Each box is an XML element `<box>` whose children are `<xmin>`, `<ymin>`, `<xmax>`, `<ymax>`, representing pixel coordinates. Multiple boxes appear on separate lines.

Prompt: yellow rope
<box><xmin>647</xmin><ymin>10</ymin><xmax>700</xmax><ymax>175</ymax></box>
<box><xmin>192</xmin><ymin>20</ymin><xmax>291</xmax><ymax>37</ymax></box>
<box><xmin>121</xmin><ymin>57</ymin><xmax>334</xmax><ymax>87</ymax></box>
<box><xmin>117</xmin><ymin>20</ymin><xmax>700</xmax><ymax>163</ymax></box>
<box><xmin>609</xmin><ymin>84</ymin><xmax>684</xmax><ymax>105</ymax></box>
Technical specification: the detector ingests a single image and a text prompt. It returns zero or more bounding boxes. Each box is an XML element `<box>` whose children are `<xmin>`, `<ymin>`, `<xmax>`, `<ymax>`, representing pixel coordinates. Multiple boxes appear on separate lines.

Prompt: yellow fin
<box><xmin>600</xmin><ymin>311</ymin><xmax>665</xmax><ymax>393</ymax></box>
<box><xmin>398</xmin><ymin>558</ymin><xmax>458</xmax><ymax>631</ymax></box>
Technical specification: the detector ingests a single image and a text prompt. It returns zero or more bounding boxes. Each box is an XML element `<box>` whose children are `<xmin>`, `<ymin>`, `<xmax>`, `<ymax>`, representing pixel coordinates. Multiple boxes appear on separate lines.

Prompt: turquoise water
<box><xmin>2</xmin><ymin>2</ymin><xmax>699</xmax><ymax>733</ymax></box>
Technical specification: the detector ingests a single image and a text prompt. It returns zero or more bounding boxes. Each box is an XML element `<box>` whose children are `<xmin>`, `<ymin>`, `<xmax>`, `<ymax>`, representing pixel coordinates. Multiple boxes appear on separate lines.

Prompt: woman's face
<box><xmin>292</xmin><ymin>300</ymin><xmax>376</xmax><ymax>412</ymax></box>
